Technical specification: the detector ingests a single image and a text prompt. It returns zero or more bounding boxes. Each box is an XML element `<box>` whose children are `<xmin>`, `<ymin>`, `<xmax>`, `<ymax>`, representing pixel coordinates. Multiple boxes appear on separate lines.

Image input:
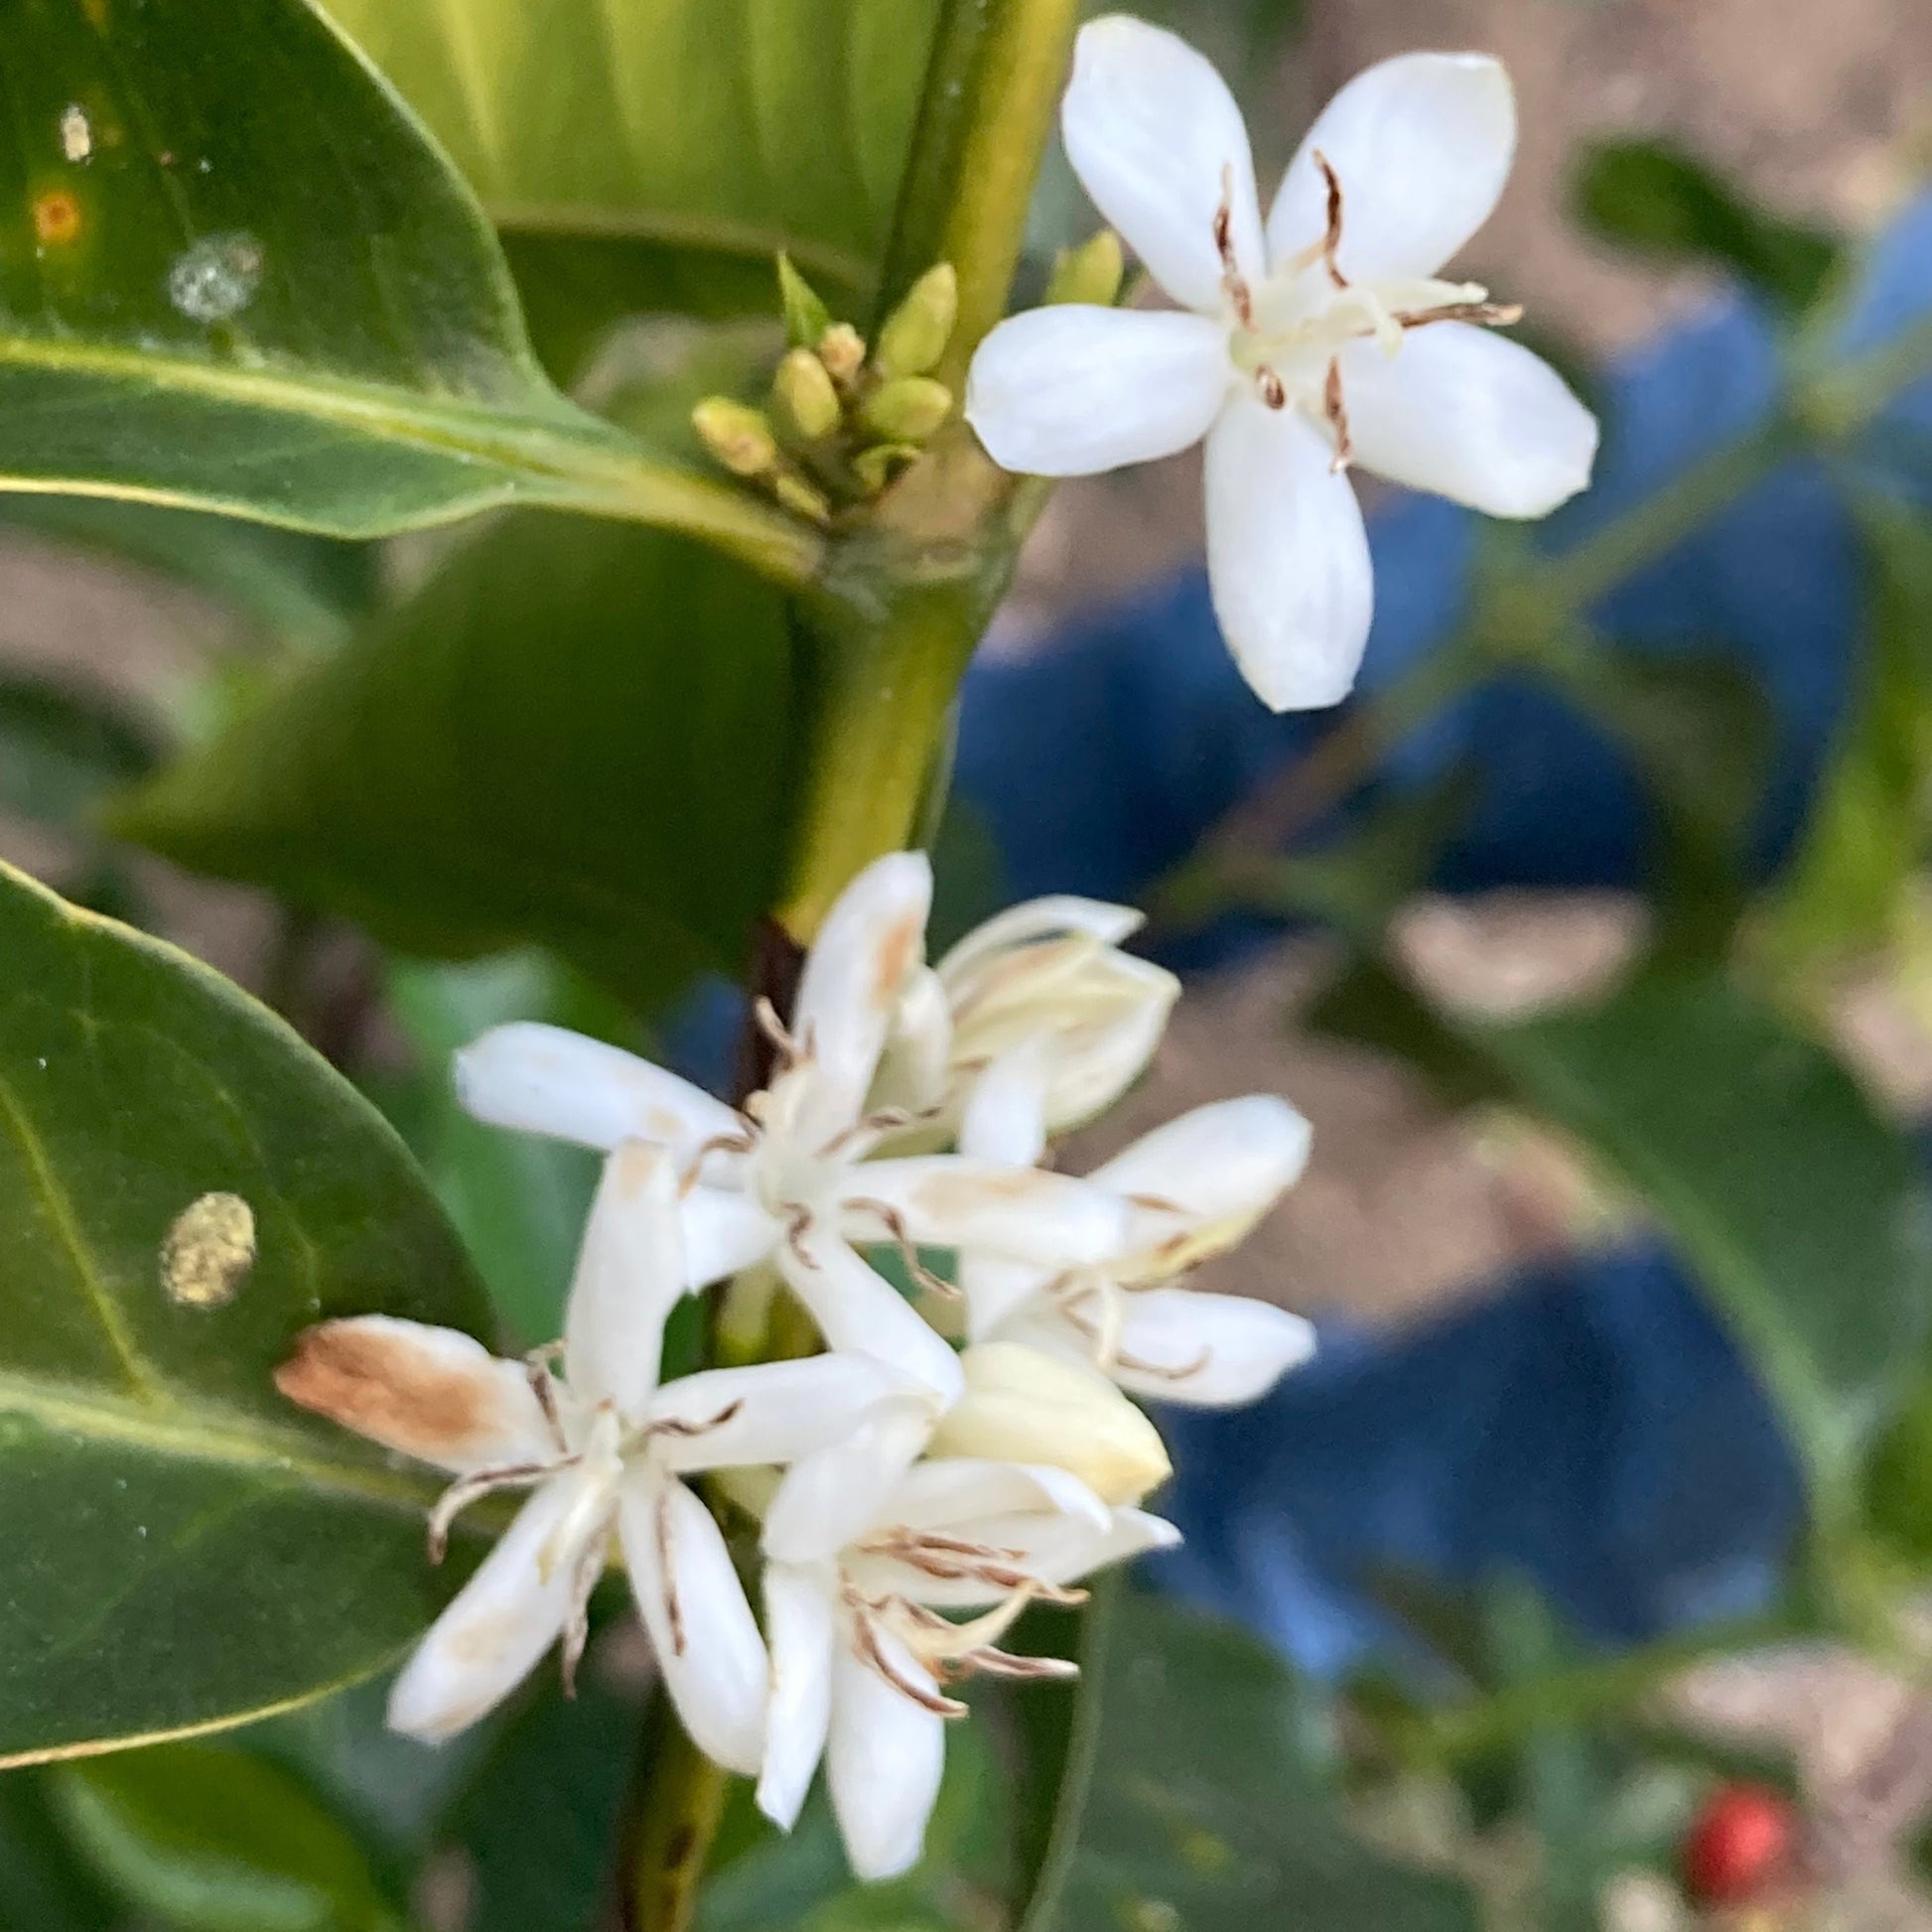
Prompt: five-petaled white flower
<box><xmin>276</xmin><ymin>1142</ymin><xmax>911</xmax><ymax>1762</ymax></box>
<box><xmin>454</xmin><ymin>855</ymin><xmax>1135</xmax><ymax>1403</ymax></box>
<box><xmin>876</xmin><ymin>895</ymin><xmax>1179</xmax><ymax>1141</ymax></box>
<box><xmin>957</xmin><ymin>1050</ymin><xmax>1317</xmax><ymax>1404</ymax></box>
<box><xmin>755</xmin><ymin>1455</ymin><xmax>1177</xmax><ymax>1879</ymax></box>
<box><xmin>965</xmin><ymin>16</ymin><xmax>1598</xmax><ymax>712</ymax></box>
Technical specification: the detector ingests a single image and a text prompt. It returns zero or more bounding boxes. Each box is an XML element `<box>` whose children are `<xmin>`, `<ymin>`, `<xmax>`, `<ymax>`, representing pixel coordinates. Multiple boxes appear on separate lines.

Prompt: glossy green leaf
<box><xmin>1572</xmin><ymin>138</ymin><xmax>1841</xmax><ymax>317</ymax></box>
<box><xmin>1042</xmin><ymin>1592</ymin><xmax>1477</xmax><ymax>1931</ymax></box>
<box><xmin>319</xmin><ymin>0</ymin><xmax>940</xmax><ymax>325</ymax></box>
<box><xmin>48</xmin><ymin>1741</ymin><xmax>397</xmax><ymax>1932</ymax></box>
<box><xmin>113</xmin><ymin>513</ymin><xmax>797</xmax><ymax>1010</ymax></box>
<box><xmin>0</xmin><ymin>0</ymin><xmax>798</xmax><ymax>569</ymax></box>
<box><xmin>0</xmin><ymin>859</ymin><xmax>489</xmax><ymax>1766</ymax></box>
<box><xmin>1764</xmin><ymin>502</ymin><xmax>1932</xmax><ymax>973</ymax></box>
<box><xmin>1315</xmin><ymin>960</ymin><xmax>1932</xmax><ymax>1505</ymax></box>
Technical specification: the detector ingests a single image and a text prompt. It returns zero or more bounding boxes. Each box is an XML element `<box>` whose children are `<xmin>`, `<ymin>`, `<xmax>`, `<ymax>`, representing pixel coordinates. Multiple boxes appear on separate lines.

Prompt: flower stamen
<box><xmin>426</xmin><ymin>1459</ymin><xmax>564</xmax><ymax>1562</ymax></box>
<box><xmin>1312</xmin><ymin>148</ymin><xmax>1348</xmax><ymax>290</ymax></box>
<box><xmin>1214</xmin><ymin>164</ymin><xmax>1254</xmax><ymax>329</ymax></box>
<box><xmin>846</xmin><ymin>1196</ymin><xmax>961</xmax><ymax>1300</ymax></box>
<box><xmin>1323</xmin><ymin>356</ymin><xmax>1354</xmax><ymax>472</ymax></box>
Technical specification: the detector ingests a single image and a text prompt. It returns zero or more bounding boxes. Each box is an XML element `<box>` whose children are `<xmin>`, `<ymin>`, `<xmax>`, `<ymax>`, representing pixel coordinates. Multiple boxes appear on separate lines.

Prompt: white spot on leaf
<box><xmin>60</xmin><ymin>104</ymin><xmax>91</xmax><ymax>163</ymax></box>
<box><xmin>160</xmin><ymin>1191</ymin><xmax>255</xmax><ymax>1309</ymax></box>
<box><xmin>167</xmin><ymin>231</ymin><xmax>262</xmax><ymax>323</ymax></box>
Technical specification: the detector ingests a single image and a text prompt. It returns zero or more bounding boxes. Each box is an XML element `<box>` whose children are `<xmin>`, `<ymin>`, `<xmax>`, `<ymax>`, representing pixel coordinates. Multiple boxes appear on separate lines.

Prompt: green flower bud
<box><xmin>772</xmin><ymin>472</ymin><xmax>832</xmax><ymax>525</ymax></box>
<box><xmin>876</xmin><ymin>262</ymin><xmax>958</xmax><ymax>378</ymax></box>
<box><xmin>775</xmin><ymin>252</ymin><xmax>832</xmax><ymax>348</ymax></box>
<box><xmin>859</xmin><ymin>375</ymin><xmax>952</xmax><ymax>443</ymax></box>
<box><xmin>1045</xmin><ymin>228</ymin><xmax>1125</xmax><ymax>308</ymax></box>
<box><xmin>817</xmin><ymin>323</ymin><xmax>867</xmax><ymax>388</ymax></box>
<box><xmin>852</xmin><ymin>442</ymin><xmax>920</xmax><ymax>495</ymax></box>
<box><xmin>772</xmin><ymin>346</ymin><xmax>842</xmax><ymax>441</ymax></box>
<box><xmin>691</xmin><ymin>397</ymin><xmax>777</xmax><ymax>478</ymax></box>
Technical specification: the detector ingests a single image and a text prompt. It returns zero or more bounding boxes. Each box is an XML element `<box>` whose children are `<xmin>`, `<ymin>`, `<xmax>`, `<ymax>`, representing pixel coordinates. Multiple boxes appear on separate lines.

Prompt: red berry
<box><xmin>1682</xmin><ymin>1783</ymin><xmax>1797</xmax><ymax>1905</ymax></box>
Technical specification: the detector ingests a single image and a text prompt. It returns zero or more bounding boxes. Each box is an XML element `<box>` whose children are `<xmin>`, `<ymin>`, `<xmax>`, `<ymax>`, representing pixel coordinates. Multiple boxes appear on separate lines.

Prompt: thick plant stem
<box><xmin>621</xmin><ymin>1717</ymin><xmax>730</xmax><ymax>1932</ymax></box>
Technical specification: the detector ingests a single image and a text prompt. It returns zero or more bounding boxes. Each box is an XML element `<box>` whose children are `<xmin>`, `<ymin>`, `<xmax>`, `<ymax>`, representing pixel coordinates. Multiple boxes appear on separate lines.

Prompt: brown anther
<box><xmin>1214</xmin><ymin>163</ymin><xmax>1254</xmax><ymax>329</ymax></box>
<box><xmin>1312</xmin><ymin>150</ymin><xmax>1348</xmax><ymax>289</ymax></box>
<box><xmin>559</xmin><ymin>1534</ymin><xmax>606</xmax><ymax>1698</ymax></box>
<box><xmin>956</xmin><ymin>1647</ymin><xmax>1082</xmax><ymax>1684</ymax></box>
<box><xmin>1392</xmin><ymin>300</ymin><xmax>1523</xmax><ymax>331</ymax></box>
<box><xmin>656</xmin><ymin>1484</ymin><xmax>685</xmax><ymax>1656</ymax></box>
<box><xmin>1258</xmin><ymin>367</ymin><xmax>1287</xmax><ymax>411</ymax></box>
<box><xmin>853</xmin><ymin>1612</ymin><xmax>968</xmax><ymax>1717</ymax></box>
<box><xmin>847</xmin><ymin>1196</ymin><xmax>960</xmax><ymax>1300</ymax></box>
<box><xmin>753</xmin><ymin>996</ymin><xmax>800</xmax><ymax>1064</ymax></box>
<box><xmin>783</xmin><ymin>1200</ymin><xmax>816</xmax><ymax>1265</ymax></box>
<box><xmin>646</xmin><ymin>1398</ymin><xmax>745</xmax><ymax>1441</ymax></box>
<box><xmin>1323</xmin><ymin>357</ymin><xmax>1354</xmax><ymax>473</ymax></box>
<box><xmin>681</xmin><ymin>1129</ymin><xmax>759</xmax><ymax>1196</ymax></box>
<box><xmin>426</xmin><ymin>1459</ymin><xmax>557</xmax><ymax>1562</ymax></box>
<box><xmin>523</xmin><ymin>1345</ymin><xmax>568</xmax><ymax>1449</ymax></box>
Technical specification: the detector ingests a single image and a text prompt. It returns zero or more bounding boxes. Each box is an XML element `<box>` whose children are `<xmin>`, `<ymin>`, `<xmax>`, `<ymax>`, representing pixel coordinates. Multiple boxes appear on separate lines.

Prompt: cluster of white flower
<box><xmin>277</xmin><ymin>854</ymin><xmax>1314</xmax><ymax>1879</ymax></box>
<box><xmin>966</xmin><ymin>17</ymin><xmax>1598</xmax><ymax>714</ymax></box>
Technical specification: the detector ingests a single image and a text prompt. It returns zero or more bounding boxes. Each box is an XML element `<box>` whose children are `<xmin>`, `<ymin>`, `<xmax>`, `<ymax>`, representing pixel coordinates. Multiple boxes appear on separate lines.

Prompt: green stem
<box><xmin>621</xmin><ymin>1717</ymin><xmax>730</xmax><ymax>1932</ymax></box>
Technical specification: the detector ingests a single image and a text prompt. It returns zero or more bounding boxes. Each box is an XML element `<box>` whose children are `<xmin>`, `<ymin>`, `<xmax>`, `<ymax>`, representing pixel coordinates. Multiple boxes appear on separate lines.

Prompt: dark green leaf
<box><xmin>0</xmin><ymin>1770</ymin><xmax>118</xmax><ymax>1931</ymax></box>
<box><xmin>0</xmin><ymin>859</ymin><xmax>489</xmax><ymax>1764</ymax></box>
<box><xmin>1572</xmin><ymin>138</ymin><xmax>1841</xmax><ymax>317</ymax></box>
<box><xmin>0</xmin><ymin>0</ymin><xmax>782</xmax><ymax>558</ymax></box>
<box><xmin>1043</xmin><ymin>1593</ymin><xmax>1477</xmax><ymax>1932</ymax></box>
<box><xmin>1764</xmin><ymin>502</ymin><xmax>1932</xmax><ymax>973</ymax></box>
<box><xmin>0</xmin><ymin>672</ymin><xmax>161</xmax><ymax>831</ymax></box>
<box><xmin>111</xmin><ymin>515</ymin><xmax>798</xmax><ymax>1011</ymax></box>
<box><xmin>321</xmin><ymin>0</ymin><xmax>940</xmax><ymax>323</ymax></box>
<box><xmin>48</xmin><ymin>1741</ymin><xmax>397</xmax><ymax>1932</ymax></box>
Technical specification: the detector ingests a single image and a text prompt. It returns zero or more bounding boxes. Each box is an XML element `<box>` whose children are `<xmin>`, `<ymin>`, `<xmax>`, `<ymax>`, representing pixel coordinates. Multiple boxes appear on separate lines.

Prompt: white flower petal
<box><xmin>961</xmin><ymin>1254</ymin><xmax>1052</xmax><ymax>1343</ymax></box>
<box><xmin>645</xmin><ymin>1353</ymin><xmax>913</xmax><ymax>1474</ymax></box>
<box><xmin>386</xmin><ymin>1470</ymin><xmax>602</xmax><ymax>1742</ymax></box>
<box><xmin>875</xmin><ymin>965</ymin><xmax>953</xmax><ymax>1115</ymax></box>
<box><xmin>1266</xmin><ymin>53</ymin><xmax>1515</xmax><ymax>280</ymax></box>
<box><xmin>1062</xmin><ymin>14</ymin><xmax>1265</xmax><ymax>311</ymax></box>
<box><xmin>850</xmin><ymin>1158</ymin><xmax>1131</xmax><ymax>1267</ymax></box>
<box><xmin>777</xmin><ymin>1231</ymin><xmax>965</xmax><ymax>1402</ymax></box>
<box><xmin>936</xmin><ymin>897</ymin><xmax>1145</xmax><ymax>983</ymax></box>
<box><xmin>1341</xmin><ymin>323</ymin><xmax>1597</xmax><ymax>516</ymax></box>
<box><xmin>889</xmin><ymin>1456</ymin><xmax>1114</xmax><ymax>1535</ymax></box>
<box><xmin>966</xmin><ymin>306</ymin><xmax>1229</xmax><ymax>478</ymax></box>
<box><xmin>680</xmin><ymin>1184</ymin><xmax>780</xmax><ymax>1290</ymax></box>
<box><xmin>1203</xmin><ymin>397</ymin><xmax>1373</xmax><ymax>711</ymax></box>
<box><xmin>761</xmin><ymin>1398</ymin><xmax>939</xmax><ymax>1564</ymax></box>
<box><xmin>789</xmin><ymin>853</ymin><xmax>933</xmax><ymax>1140</ymax></box>
<box><xmin>1096</xmin><ymin>1093</ymin><xmax>1311</xmax><ymax>1213</ymax></box>
<box><xmin>958</xmin><ymin>1047</ymin><xmax>1050</xmax><ymax>1168</ymax></box>
<box><xmin>757</xmin><ymin>1561</ymin><xmax>839</xmax><ymax>1831</ymax></box>
<box><xmin>455</xmin><ymin>1023</ymin><xmax>738</xmax><ymax>1158</ymax></box>
<box><xmin>1109</xmin><ymin>1287</ymin><xmax>1316</xmax><ymax>1406</ymax></box>
<box><xmin>563</xmin><ymin>1142</ymin><xmax>682</xmax><ymax>1420</ymax></box>
<box><xmin>618</xmin><ymin>1469</ymin><xmax>768</xmax><ymax>1775</ymax></box>
<box><xmin>274</xmin><ymin>1315</ymin><xmax>552</xmax><ymax>1474</ymax></box>
<box><xmin>827</xmin><ymin>1632</ymin><xmax>947</xmax><ymax>1881</ymax></box>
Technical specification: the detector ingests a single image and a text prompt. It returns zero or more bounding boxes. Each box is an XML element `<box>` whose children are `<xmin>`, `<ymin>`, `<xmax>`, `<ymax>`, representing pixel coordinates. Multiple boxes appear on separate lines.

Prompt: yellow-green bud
<box><xmin>817</xmin><ymin>323</ymin><xmax>867</xmax><ymax>388</ymax></box>
<box><xmin>1045</xmin><ymin>228</ymin><xmax>1125</xmax><ymax>308</ymax></box>
<box><xmin>860</xmin><ymin>375</ymin><xmax>952</xmax><ymax>443</ymax></box>
<box><xmin>692</xmin><ymin>397</ymin><xmax>777</xmax><ymax>478</ymax></box>
<box><xmin>772</xmin><ymin>346</ymin><xmax>842</xmax><ymax>441</ymax></box>
<box><xmin>876</xmin><ymin>262</ymin><xmax>958</xmax><ymax>378</ymax></box>
<box><xmin>772</xmin><ymin>471</ymin><xmax>832</xmax><ymax>525</ymax></box>
<box><xmin>852</xmin><ymin>442</ymin><xmax>920</xmax><ymax>495</ymax></box>
<box><xmin>775</xmin><ymin>252</ymin><xmax>832</xmax><ymax>348</ymax></box>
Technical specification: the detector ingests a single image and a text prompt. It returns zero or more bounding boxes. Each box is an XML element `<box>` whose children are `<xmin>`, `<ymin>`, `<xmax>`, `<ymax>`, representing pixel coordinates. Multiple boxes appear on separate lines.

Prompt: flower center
<box><xmin>1214</xmin><ymin>154</ymin><xmax>1522</xmax><ymax>470</ymax></box>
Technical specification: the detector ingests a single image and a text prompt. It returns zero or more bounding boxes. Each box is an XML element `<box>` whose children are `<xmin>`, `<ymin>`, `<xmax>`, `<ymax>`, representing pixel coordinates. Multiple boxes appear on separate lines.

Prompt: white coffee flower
<box><xmin>755</xmin><ymin>1456</ymin><xmax>1177</xmax><ymax>1879</ymax></box>
<box><xmin>275</xmin><ymin>1142</ymin><xmax>911</xmax><ymax>1763</ymax></box>
<box><xmin>965</xmin><ymin>17</ymin><xmax>1598</xmax><ymax>711</ymax></box>
<box><xmin>958</xmin><ymin>1052</ymin><xmax>1317</xmax><ymax>1405</ymax></box>
<box><xmin>455</xmin><ymin>854</ymin><xmax>1136</xmax><ymax>1402</ymax></box>
<box><xmin>876</xmin><ymin>895</ymin><xmax>1178</xmax><ymax>1136</ymax></box>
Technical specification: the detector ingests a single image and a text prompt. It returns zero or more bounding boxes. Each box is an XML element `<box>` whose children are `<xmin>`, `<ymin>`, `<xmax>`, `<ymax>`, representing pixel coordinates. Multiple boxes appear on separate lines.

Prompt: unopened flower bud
<box><xmin>773</xmin><ymin>346</ymin><xmax>842</xmax><ymax>441</ymax></box>
<box><xmin>876</xmin><ymin>263</ymin><xmax>958</xmax><ymax>378</ymax></box>
<box><xmin>775</xmin><ymin>252</ymin><xmax>832</xmax><ymax>348</ymax></box>
<box><xmin>1044</xmin><ymin>228</ymin><xmax>1125</xmax><ymax>308</ymax></box>
<box><xmin>772</xmin><ymin>472</ymin><xmax>832</xmax><ymax>524</ymax></box>
<box><xmin>929</xmin><ymin>1342</ymin><xmax>1171</xmax><ymax>1504</ymax></box>
<box><xmin>853</xmin><ymin>442</ymin><xmax>920</xmax><ymax>495</ymax></box>
<box><xmin>817</xmin><ymin>323</ymin><xmax>867</xmax><ymax>387</ymax></box>
<box><xmin>692</xmin><ymin>397</ymin><xmax>777</xmax><ymax>478</ymax></box>
<box><xmin>860</xmin><ymin>376</ymin><xmax>952</xmax><ymax>444</ymax></box>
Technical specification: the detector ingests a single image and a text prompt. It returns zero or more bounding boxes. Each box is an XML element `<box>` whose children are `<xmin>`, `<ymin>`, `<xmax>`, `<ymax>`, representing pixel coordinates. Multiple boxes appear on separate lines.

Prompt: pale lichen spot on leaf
<box><xmin>59</xmin><ymin>106</ymin><xmax>91</xmax><ymax>164</ymax></box>
<box><xmin>160</xmin><ymin>1191</ymin><xmax>256</xmax><ymax>1309</ymax></box>
<box><xmin>167</xmin><ymin>231</ymin><xmax>264</xmax><ymax>324</ymax></box>
<box><xmin>31</xmin><ymin>190</ymin><xmax>82</xmax><ymax>248</ymax></box>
